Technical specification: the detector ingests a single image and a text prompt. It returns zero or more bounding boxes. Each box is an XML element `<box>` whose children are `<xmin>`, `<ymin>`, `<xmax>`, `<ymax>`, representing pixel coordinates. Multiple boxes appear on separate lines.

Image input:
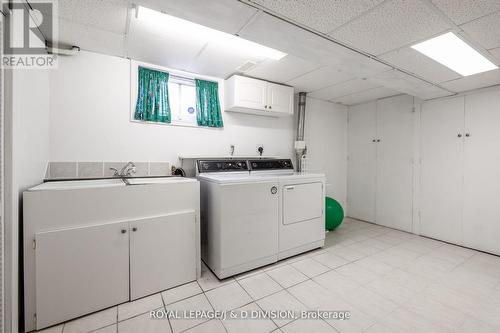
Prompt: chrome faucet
<box><xmin>109</xmin><ymin>162</ymin><xmax>137</xmax><ymax>184</ymax></box>
<box><xmin>120</xmin><ymin>162</ymin><xmax>136</xmax><ymax>176</ymax></box>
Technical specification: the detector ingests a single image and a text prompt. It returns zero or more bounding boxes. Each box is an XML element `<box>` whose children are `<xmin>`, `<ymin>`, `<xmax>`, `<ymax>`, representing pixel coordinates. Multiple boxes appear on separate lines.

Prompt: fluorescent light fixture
<box><xmin>411</xmin><ymin>32</ymin><xmax>497</xmax><ymax>76</ymax></box>
<box><xmin>136</xmin><ymin>6</ymin><xmax>287</xmax><ymax>60</ymax></box>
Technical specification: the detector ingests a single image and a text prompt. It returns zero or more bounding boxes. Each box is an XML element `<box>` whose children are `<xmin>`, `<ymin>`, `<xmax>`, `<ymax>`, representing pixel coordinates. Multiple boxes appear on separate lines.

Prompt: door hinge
<box><xmin>33</xmin><ymin>239</ymin><xmax>36</xmax><ymax>250</ymax></box>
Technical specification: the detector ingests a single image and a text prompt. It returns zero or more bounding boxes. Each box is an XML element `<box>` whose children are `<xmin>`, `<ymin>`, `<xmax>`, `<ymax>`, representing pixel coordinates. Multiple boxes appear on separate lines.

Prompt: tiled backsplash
<box><xmin>46</xmin><ymin>161</ymin><xmax>171</xmax><ymax>179</ymax></box>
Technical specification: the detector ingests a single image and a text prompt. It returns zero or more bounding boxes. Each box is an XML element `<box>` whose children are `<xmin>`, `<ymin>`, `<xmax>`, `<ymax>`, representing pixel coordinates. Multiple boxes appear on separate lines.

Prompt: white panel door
<box><xmin>283</xmin><ymin>182</ymin><xmax>323</xmax><ymax>225</ymax></box>
<box><xmin>130</xmin><ymin>212</ymin><xmax>197</xmax><ymax>300</ymax></box>
<box><xmin>420</xmin><ymin>97</ymin><xmax>464</xmax><ymax>244</ymax></box>
<box><xmin>347</xmin><ymin>102</ymin><xmax>377</xmax><ymax>222</ymax></box>
<box><xmin>235</xmin><ymin>76</ymin><xmax>267</xmax><ymax>110</ymax></box>
<box><xmin>375</xmin><ymin>96</ymin><xmax>414</xmax><ymax>232</ymax></box>
<box><xmin>35</xmin><ymin>222</ymin><xmax>129</xmax><ymax>329</ymax></box>
<box><xmin>462</xmin><ymin>91</ymin><xmax>500</xmax><ymax>255</ymax></box>
<box><xmin>267</xmin><ymin>83</ymin><xmax>293</xmax><ymax>114</ymax></box>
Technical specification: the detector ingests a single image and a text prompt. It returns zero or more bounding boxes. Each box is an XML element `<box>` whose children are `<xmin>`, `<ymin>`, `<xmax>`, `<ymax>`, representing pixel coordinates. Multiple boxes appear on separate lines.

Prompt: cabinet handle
<box><xmin>372</xmin><ymin>139</ymin><xmax>376</xmax><ymax>142</ymax></box>
<box><xmin>132</xmin><ymin>227</ymin><xmax>138</xmax><ymax>232</ymax></box>
<box><xmin>458</xmin><ymin>133</ymin><xmax>463</xmax><ymax>138</ymax></box>
<box><xmin>121</xmin><ymin>229</ymin><xmax>127</xmax><ymax>234</ymax></box>
<box><xmin>377</xmin><ymin>139</ymin><xmax>381</xmax><ymax>142</ymax></box>
<box><xmin>286</xmin><ymin>186</ymin><xmax>295</xmax><ymax>190</ymax></box>
<box><xmin>264</xmin><ymin>105</ymin><xmax>268</xmax><ymax>109</ymax></box>
<box><xmin>269</xmin><ymin>106</ymin><xmax>272</xmax><ymax>109</ymax></box>
<box><xmin>465</xmin><ymin>133</ymin><xmax>470</xmax><ymax>137</ymax></box>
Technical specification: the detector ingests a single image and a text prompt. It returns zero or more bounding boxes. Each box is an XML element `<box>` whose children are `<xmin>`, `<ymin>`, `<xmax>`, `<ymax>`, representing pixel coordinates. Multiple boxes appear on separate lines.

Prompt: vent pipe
<box><xmin>295</xmin><ymin>92</ymin><xmax>307</xmax><ymax>172</ymax></box>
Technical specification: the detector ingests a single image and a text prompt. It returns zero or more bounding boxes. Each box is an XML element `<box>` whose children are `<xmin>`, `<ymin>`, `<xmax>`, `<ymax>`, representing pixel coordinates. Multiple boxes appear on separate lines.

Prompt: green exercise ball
<box><xmin>325</xmin><ymin>197</ymin><xmax>344</xmax><ymax>231</ymax></box>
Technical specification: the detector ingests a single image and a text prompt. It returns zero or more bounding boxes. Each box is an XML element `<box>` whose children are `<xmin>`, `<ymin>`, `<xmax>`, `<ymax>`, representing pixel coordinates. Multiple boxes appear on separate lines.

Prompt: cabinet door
<box><xmin>462</xmin><ymin>91</ymin><xmax>500</xmax><ymax>255</ymax></box>
<box><xmin>130</xmin><ymin>212</ymin><xmax>197</xmax><ymax>300</ymax></box>
<box><xmin>35</xmin><ymin>222</ymin><xmax>129</xmax><ymax>329</ymax></box>
<box><xmin>267</xmin><ymin>83</ymin><xmax>293</xmax><ymax>114</ymax></box>
<box><xmin>375</xmin><ymin>96</ymin><xmax>414</xmax><ymax>232</ymax></box>
<box><xmin>420</xmin><ymin>97</ymin><xmax>464</xmax><ymax>244</ymax></box>
<box><xmin>235</xmin><ymin>76</ymin><xmax>267</xmax><ymax>110</ymax></box>
<box><xmin>347</xmin><ymin>102</ymin><xmax>377</xmax><ymax>222</ymax></box>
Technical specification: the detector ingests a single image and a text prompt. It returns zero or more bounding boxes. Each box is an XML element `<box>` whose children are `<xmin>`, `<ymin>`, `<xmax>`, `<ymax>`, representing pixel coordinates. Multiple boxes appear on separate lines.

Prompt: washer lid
<box><xmin>198</xmin><ymin>172</ymin><xmax>278</xmax><ymax>184</ymax></box>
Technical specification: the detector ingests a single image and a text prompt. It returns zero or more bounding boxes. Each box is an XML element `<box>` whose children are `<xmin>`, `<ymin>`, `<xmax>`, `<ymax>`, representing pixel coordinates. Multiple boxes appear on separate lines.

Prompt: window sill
<box><xmin>130</xmin><ymin>119</ymin><xmax>223</xmax><ymax>130</ymax></box>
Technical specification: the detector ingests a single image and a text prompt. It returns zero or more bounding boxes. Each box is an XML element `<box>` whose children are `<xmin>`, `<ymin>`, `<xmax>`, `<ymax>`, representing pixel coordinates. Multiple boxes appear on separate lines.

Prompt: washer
<box><xmin>249</xmin><ymin>159</ymin><xmax>326</xmax><ymax>260</ymax></box>
<box><xmin>197</xmin><ymin>160</ymin><xmax>279</xmax><ymax>279</ymax></box>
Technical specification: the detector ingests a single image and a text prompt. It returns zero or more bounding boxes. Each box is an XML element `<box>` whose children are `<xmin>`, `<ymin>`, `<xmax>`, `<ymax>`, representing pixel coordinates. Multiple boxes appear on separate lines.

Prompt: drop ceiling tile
<box><xmin>308</xmin><ymin>78</ymin><xmax>379</xmax><ymax>100</ymax></box>
<box><xmin>287</xmin><ymin>66</ymin><xmax>356</xmax><ymax>92</ymax></box>
<box><xmin>461</xmin><ymin>11</ymin><xmax>500</xmax><ymax>49</ymax></box>
<box><xmin>440</xmin><ymin>69</ymin><xmax>500</xmax><ymax>92</ymax></box>
<box><xmin>53</xmin><ymin>18</ymin><xmax>126</xmax><ymax>57</ymax></box>
<box><xmin>430</xmin><ymin>0</ymin><xmax>500</xmax><ymax>25</ymax></box>
<box><xmin>238</xmin><ymin>12</ymin><xmax>357</xmax><ymax>66</ymax></box>
<box><xmin>490</xmin><ymin>47</ymin><xmax>500</xmax><ymax>63</ymax></box>
<box><xmin>370</xmin><ymin>70</ymin><xmax>453</xmax><ymax>99</ymax></box>
<box><xmin>330</xmin><ymin>0</ymin><xmax>451</xmax><ymax>55</ymax></box>
<box><xmin>380</xmin><ymin>47</ymin><xmax>461</xmax><ymax>83</ymax></box>
<box><xmin>42</xmin><ymin>0</ymin><xmax>129</xmax><ymax>34</ymax></box>
<box><xmin>138</xmin><ymin>0</ymin><xmax>258</xmax><ymax>34</ymax></box>
<box><xmin>187</xmin><ymin>44</ymin><xmax>264</xmax><ymax>78</ymax></box>
<box><xmin>332</xmin><ymin>87</ymin><xmax>399</xmax><ymax>105</ymax></box>
<box><xmin>247</xmin><ymin>0</ymin><xmax>384</xmax><ymax>33</ymax></box>
<box><xmin>127</xmin><ymin>14</ymin><xmax>205</xmax><ymax>70</ymax></box>
<box><xmin>245</xmin><ymin>55</ymin><xmax>320</xmax><ymax>83</ymax></box>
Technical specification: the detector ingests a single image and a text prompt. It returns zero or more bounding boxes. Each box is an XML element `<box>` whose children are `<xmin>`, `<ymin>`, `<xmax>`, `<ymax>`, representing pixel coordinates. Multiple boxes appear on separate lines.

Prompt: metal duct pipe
<box><xmin>295</xmin><ymin>92</ymin><xmax>307</xmax><ymax>172</ymax></box>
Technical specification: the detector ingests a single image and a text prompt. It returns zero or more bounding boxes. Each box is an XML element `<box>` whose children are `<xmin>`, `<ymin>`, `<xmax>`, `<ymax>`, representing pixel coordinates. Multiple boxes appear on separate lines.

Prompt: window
<box><xmin>168</xmin><ymin>75</ymin><xmax>197</xmax><ymax>126</ymax></box>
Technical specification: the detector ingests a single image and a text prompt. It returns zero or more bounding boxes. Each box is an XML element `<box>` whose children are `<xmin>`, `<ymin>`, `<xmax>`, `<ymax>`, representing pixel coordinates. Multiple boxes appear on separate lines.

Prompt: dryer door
<box><xmin>283</xmin><ymin>182</ymin><xmax>323</xmax><ymax>225</ymax></box>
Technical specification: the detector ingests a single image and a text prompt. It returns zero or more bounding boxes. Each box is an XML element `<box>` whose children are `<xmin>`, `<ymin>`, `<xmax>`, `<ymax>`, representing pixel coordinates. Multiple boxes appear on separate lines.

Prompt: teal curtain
<box><xmin>135</xmin><ymin>67</ymin><xmax>171</xmax><ymax>123</ymax></box>
<box><xmin>195</xmin><ymin>79</ymin><xmax>223</xmax><ymax>128</ymax></box>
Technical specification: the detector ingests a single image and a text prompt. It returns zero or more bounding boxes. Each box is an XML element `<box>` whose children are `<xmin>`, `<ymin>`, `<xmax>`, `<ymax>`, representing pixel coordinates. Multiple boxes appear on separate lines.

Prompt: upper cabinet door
<box><xmin>129</xmin><ymin>212</ymin><xmax>197</xmax><ymax>300</ymax></box>
<box><xmin>375</xmin><ymin>96</ymin><xmax>414</xmax><ymax>232</ymax></box>
<box><xmin>347</xmin><ymin>101</ymin><xmax>377</xmax><ymax>223</ymax></box>
<box><xmin>266</xmin><ymin>82</ymin><xmax>294</xmax><ymax>115</ymax></box>
<box><xmin>462</xmin><ymin>90</ymin><xmax>500</xmax><ymax>255</ymax></box>
<box><xmin>420</xmin><ymin>96</ymin><xmax>465</xmax><ymax>244</ymax></box>
<box><xmin>35</xmin><ymin>222</ymin><xmax>130</xmax><ymax>330</ymax></box>
<box><xmin>233</xmin><ymin>76</ymin><xmax>267</xmax><ymax>111</ymax></box>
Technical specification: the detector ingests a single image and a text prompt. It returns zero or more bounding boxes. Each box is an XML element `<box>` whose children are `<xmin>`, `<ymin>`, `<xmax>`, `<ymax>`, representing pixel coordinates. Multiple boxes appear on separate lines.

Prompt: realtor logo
<box><xmin>2</xmin><ymin>0</ymin><xmax>58</xmax><ymax>68</ymax></box>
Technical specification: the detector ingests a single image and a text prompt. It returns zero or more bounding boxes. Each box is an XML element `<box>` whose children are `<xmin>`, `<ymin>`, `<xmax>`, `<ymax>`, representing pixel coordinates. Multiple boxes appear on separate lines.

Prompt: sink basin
<box><xmin>30</xmin><ymin>177</ymin><xmax>197</xmax><ymax>191</ymax></box>
<box><xmin>126</xmin><ymin>177</ymin><xmax>191</xmax><ymax>185</ymax></box>
<box><xmin>30</xmin><ymin>178</ymin><xmax>125</xmax><ymax>191</ymax></box>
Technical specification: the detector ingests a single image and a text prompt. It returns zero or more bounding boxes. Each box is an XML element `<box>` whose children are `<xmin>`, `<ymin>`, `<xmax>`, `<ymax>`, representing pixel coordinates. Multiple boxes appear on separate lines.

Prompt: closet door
<box><xmin>420</xmin><ymin>97</ymin><xmax>464</xmax><ymax>244</ymax></box>
<box><xmin>375</xmin><ymin>96</ymin><xmax>414</xmax><ymax>232</ymax></box>
<box><xmin>462</xmin><ymin>90</ymin><xmax>500</xmax><ymax>255</ymax></box>
<box><xmin>347</xmin><ymin>102</ymin><xmax>377</xmax><ymax>222</ymax></box>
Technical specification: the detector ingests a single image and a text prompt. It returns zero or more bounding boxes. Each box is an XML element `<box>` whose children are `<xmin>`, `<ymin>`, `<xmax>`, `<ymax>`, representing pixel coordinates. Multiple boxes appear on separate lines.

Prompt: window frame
<box><xmin>130</xmin><ymin>60</ymin><xmax>224</xmax><ymax>129</ymax></box>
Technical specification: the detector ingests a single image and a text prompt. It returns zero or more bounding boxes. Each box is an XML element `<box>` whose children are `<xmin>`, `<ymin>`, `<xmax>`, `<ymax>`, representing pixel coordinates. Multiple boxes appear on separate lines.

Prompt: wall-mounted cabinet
<box><xmin>225</xmin><ymin>75</ymin><xmax>294</xmax><ymax>117</ymax></box>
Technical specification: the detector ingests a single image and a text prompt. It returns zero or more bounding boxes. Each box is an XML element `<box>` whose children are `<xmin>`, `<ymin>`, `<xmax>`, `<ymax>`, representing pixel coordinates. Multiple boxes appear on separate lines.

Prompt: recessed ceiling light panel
<box><xmin>411</xmin><ymin>32</ymin><xmax>498</xmax><ymax>76</ymax></box>
<box><xmin>136</xmin><ymin>6</ymin><xmax>287</xmax><ymax>61</ymax></box>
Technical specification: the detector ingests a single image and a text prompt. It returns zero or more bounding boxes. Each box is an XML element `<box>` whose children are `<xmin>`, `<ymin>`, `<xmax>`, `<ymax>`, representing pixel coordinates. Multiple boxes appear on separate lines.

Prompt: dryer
<box><xmin>249</xmin><ymin>159</ymin><xmax>326</xmax><ymax>260</ymax></box>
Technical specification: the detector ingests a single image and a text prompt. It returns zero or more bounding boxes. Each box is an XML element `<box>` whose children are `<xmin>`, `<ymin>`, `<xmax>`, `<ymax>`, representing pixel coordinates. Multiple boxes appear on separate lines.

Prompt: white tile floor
<box><xmin>36</xmin><ymin>218</ymin><xmax>500</xmax><ymax>333</ymax></box>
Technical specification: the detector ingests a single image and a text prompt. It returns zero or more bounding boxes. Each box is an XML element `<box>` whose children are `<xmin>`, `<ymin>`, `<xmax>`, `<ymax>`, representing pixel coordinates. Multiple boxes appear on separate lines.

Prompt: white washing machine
<box><xmin>197</xmin><ymin>160</ymin><xmax>279</xmax><ymax>278</ymax></box>
<box><xmin>249</xmin><ymin>159</ymin><xmax>326</xmax><ymax>260</ymax></box>
<box><xmin>197</xmin><ymin>158</ymin><xmax>325</xmax><ymax>279</ymax></box>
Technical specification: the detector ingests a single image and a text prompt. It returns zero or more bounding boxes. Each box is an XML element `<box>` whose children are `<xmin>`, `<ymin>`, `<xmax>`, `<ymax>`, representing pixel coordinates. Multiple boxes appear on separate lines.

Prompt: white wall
<box><xmin>49</xmin><ymin>51</ymin><xmax>295</xmax><ymax>164</ymax></box>
<box><xmin>304</xmin><ymin>97</ymin><xmax>348</xmax><ymax>207</ymax></box>
<box><xmin>4</xmin><ymin>68</ymin><xmax>50</xmax><ymax>332</ymax></box>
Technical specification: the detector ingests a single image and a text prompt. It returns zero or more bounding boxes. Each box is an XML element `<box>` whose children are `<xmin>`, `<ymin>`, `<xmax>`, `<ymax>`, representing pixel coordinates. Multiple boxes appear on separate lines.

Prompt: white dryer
<box><xmin>249</xmin><ymin>159</ymin><xmax>326</xmax><ymax>260</ymax></box>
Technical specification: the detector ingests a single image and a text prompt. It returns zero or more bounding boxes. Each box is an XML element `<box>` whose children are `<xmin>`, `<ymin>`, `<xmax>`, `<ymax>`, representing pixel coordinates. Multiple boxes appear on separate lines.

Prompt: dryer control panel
<box><xmin>248</xmin><ymin>159</ymin><xmax>294</xmax><ymax>171</ymax></box>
